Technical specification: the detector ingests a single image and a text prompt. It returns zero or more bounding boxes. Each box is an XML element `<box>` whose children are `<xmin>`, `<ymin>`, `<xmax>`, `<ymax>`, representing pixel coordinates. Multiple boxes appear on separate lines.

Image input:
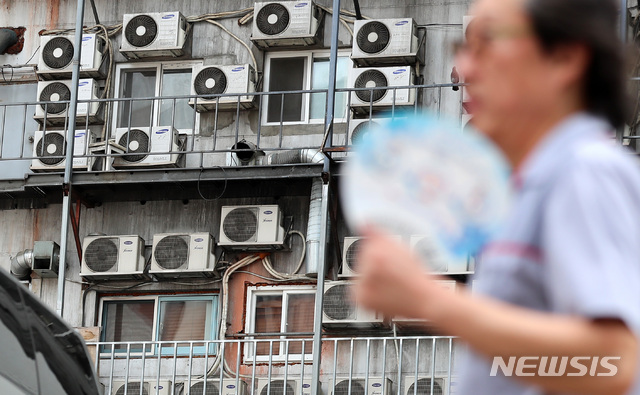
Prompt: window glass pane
<box><xmin>102</xmin><ymin>300</ymin><xmax>154</xmax><ymax>352</ymax></box>
<box><xmin>254</xmin><ymin>294</ymin><xmax>282</xmax><ymax>355</ymax></box>
<box><xmin>158</xmin><ymin>299</ymin><xmax>212</xmax><ymax>342</ymax></box>
<box><xmin>310</xmin><ymin>57</ymin><xmax>350</xmax><ymax>120</ymax></box>
<box><xmin>118</xmin><ymin>69</ymin><xmax>157</xmax><ymax>128</ymax></box>
<box><xmin>267</xmin><ymin>57</ymin><xmax>305</xmax><ymax>123</ymax></box>
<box><xmin>286</xmin><ymin>293</ymin><xmax>315</xmax><ymax>354</ymax></box>
<box><xmin>159</xmin><ymin>69</ymin><xmax>195</xmax><ymax>130</ymax></box>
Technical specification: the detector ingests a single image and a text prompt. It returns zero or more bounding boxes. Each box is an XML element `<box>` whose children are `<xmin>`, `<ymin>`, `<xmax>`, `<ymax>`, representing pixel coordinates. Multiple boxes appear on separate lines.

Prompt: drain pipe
<box><xmin>0</xmin><ymin>29</ymin><xmax>18</xmax><ymax>54</ymax></box>
<box><xmin>10</xmin><ymin>249</ymin><xmax>34</xmax><ymax>281</ymax></box>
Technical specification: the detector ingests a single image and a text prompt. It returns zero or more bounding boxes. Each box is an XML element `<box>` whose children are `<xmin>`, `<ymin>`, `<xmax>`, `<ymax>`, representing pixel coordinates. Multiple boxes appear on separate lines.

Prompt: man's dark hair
<box><xmin>526</xmin><ymin>0</ymin><xmax>627</xmax><ymax>128</ymax></box>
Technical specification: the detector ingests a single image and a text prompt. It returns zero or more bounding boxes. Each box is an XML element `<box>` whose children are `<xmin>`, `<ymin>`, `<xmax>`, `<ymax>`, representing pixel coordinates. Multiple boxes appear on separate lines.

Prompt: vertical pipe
<box><xmin>323</xmin><ymin>0</ymin><xmax>342</xmax><ymax>149</ymax></box>
<box><xmin>305</xmin><ymin>177</ymin><xmax>324</xmax><ymax>275</ymax></box>
<box><xmin>311</xmin><ymin>180</ymin><xmax>330</xmax><ymax>395</ymax></box>
<box><xmin>56</xmin><ymin>0</ymin><xmax>86</xmax><ymax>317</ymax></box>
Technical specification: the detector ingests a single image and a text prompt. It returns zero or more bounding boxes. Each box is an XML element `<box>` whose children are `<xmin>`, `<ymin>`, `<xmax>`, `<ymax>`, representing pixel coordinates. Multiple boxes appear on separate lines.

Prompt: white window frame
<box><xmin>244</xmin><ymin>284</ymin><xmax>316</xmax><ymax>363</ymax></box>
<box><xmin>262</xmin><ymin>50</ymin><xmax>352</xmax><ymax>126</ymax></box>
<box><xmin>98</xmin><ymin>294</ymin><xmax>219</xmax><ymax>357</ymax></box>
<box><xmin>111</xmin><ymin>60</ymin><xmax>202</xmax><ymax>136</ymax></box>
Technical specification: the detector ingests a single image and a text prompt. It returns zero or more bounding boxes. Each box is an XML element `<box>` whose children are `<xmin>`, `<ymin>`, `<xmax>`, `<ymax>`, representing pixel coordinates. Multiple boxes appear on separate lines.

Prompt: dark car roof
<box><xmin>0</xmin><ymin>268</ymin><xmax>101</xmax><ymax>395</ymax></box>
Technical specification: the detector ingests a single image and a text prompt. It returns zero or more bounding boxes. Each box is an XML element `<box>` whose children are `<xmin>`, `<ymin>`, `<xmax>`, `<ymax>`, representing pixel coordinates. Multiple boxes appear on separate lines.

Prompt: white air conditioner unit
<box><xmin>349</xmin><ymin>67</ymin><xmax>416</xmax><ymax>114</ymax></box>
<box><xmin>111</xmin><ymin>126</ymin><xmax>182</xmax><ymax>169</ymax></box>
<box><xmin>330</xmin><ymin>378</ymin><xmax>393</xmax><ymax>395</ymax></box>
<box><xmin>183</xmin><ymin>379</ymin><xmax>247</xmax><ymax>395</ymax></box>
<box><xmin>340</xmin><ymin>236</ymin><xmax>401</xmax><ymax>278</ymax></box>
<box><xmin>80</xmin><ymin>235</ymin><xmax>145</xmax><ymax>280</ymax></box>
<box><xmin>409</xmin><ymin>236</ymin><xmax>470</xmax><ymax>274</ymax></box>
<box><xmin>34</xmin><ymin>79</ymin><xmax>102</xmax><ymax>125</ymax></box>
<box><xmin>111</xmin><ymin>381</ymin><xmax>171</xmax><ymax>395</ymax></box>
<box><xmin>218</xmin><ymin>205</ymin><xmax>286</xmax><ymax>250</ymax></box>
<box><xmin>322</xmin><ymin>281</ymin><xmax>383</xmax><ymax>327</ymax></box>
<box><xmin>31</xmin><ymin>129</ymin><xmax>95</xmax><ymax>172</ymax></box>
<box><xmin>404</xmin><ymin>377</ymin><xmax>457</xmax><ymax>395</ymax></box>
<box><xmin>189</xmin><ymin>64</ymin><xmax>256</xmax><ymax>112</ymax></box>
<box><xmin>348</xmin><ymin>119</ymin><xmax>380</xmax><ymax>145</ymax></box>
<box><xmin>351</xmin><ymin>18</ymin><xmax>421</xmax><ymax>67</ymax></box>
<box><xmin>251</xmin><ymin>1</ymin><xmax>323</xmax><ymax>49</ymax></box>
<box><xmin>257</xmin><ymin>379</ymin><xmax>314</xmax><ymax>395</ymax></box>
<box><xmin>120</xmin><ymin>11</ymin><xmax>188</xmax><ymax>59</ymax></box>
<box><xmin>150</xmin><ymin>233</ymin><xmax>217</xmax><ymax>278</ymax></box>
<box><xmin>37</xmin><ymin>33</ymin><xmax>107</xmax><ymax>80</ymax></box>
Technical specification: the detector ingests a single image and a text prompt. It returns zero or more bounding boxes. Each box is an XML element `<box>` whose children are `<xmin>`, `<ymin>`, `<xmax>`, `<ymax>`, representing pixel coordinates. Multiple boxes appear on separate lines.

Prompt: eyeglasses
<box><xmin>453</xmin><ymin>24</ymin><xmax>533</xmax><ymax>58</ymax></box>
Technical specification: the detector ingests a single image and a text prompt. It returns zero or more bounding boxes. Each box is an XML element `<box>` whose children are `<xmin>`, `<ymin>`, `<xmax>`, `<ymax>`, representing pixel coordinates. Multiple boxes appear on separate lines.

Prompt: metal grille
<box><xmin>190</xmin><ymin>381</ymin><xmax>220</xmax><ymax>395</ymax></box>
<box><xmin>154</xmin><ymin>235</ymin><xmax>190</xmax><ymax>270</ymax></box>
<box><xmin>125</xmin><ymin>15</ymin><xmax>158</xmax><ymax>47</ymax></box>
<box><xmin>356</xmin><ymin>21</ymin><xmax>391</xmax><ymax>54</ymax></box>
<box><xmin>414</xmin><ymin>238</ymin><xmax>447</xmax><ymax>273</ymax></box>
<box><xmin>354</xmin><ymin>70</ymin><xmax>388</xmax><ymax>103</ymax></box>
<box><xmin>256</xmin><ymin>3</ymin><xmax>290</xmax><ymax>35</ymax></box>
<box><xmin>323</xmin><ymin>284</ymin><xmax>355</xmax><ymax>321</ymax></box>
<box><xmin>407</xmin><ymin>379</ymin><xmax>444</xmax><ymax>395</ymax></box>
<box><xmin>42</xmin><ymin>37</ymin><xmax>74</xmax><ymax>69</ymax></box>
<box><xmin>345</xmin><ymin>239</ymin><xmax>362</xmax><ymax>273</ymax></box>
<box><xmin>260</xmin><ymin>380</ymin><xmax>295</xmax><ymax>395</ymax></box>
<box><xmin>35</xmin><ymin>133</ymin><xmax>66</xmax><ymax>166</ymax></box>
<box><xmin>351</xmin><ymin>122</ymin><xmax>378</xmax><ymax>145</ymax></box>
<box><xmin>118</xmin><ymin>129</ymin><xmax>150</xmax><ymax>163</ymax></box>
<box><xmin>116</xmin><ymin>382</ymin><xmax>149</xmax><ymax>395</ymax></box>
<box><xmin>194</xmin><ymin>67</ymin><xmax>228</xmax><ymax>96</ymax></box>
<box><xmin>84</xmin><ymin>238</ymin><xmax>118</xmax><ymax>272</ymax></box>
<box><xmin>40</xmin><ymin>82</ymin><xmax>71</xmax><ymax>114</ymax></box>
<box><xmin>223</xmin><ymin>207</ymin><xmax>258</xmax><ymax>242</ymax></box>
<box><xmin>334</xmin><ymin>380</ymin><xmax>366</xmax><ymax>395</ymax></box>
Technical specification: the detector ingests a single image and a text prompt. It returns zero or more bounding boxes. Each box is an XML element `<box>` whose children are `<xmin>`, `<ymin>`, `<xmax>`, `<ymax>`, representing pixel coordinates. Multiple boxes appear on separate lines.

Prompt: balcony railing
<box><xmin>89</xmin><ymin>336</ymin><xmax>460</xmax><ymax>395</ymax></box>
<box><xmin>0</xmin><ymin>83</ymin><xmax>465</xmax><ymax>180</ymax></box>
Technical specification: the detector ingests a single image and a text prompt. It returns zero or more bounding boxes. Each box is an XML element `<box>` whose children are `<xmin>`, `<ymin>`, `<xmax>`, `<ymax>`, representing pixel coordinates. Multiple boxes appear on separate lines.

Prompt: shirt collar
<box><xmin>512</xmin><ymin>112</ymin><xmax>612</xmax><ymax>190</ymax></box>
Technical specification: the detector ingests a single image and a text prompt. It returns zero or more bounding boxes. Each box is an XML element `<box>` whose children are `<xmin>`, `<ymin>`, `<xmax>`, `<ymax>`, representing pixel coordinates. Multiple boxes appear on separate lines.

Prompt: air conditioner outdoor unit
<box><xmin>348</xmin><ymin>119</ymin><xmax>381</xmax><ymax>145</ymax></box>
<box><xmin>322</xmin><ymin>281</ymin><xmax>382</xmax><ymax>327</ymax></box>
<box><xmin>257</xmin><ymin>379</ymin><xmax>314</xmax><ymax>395</ymax></box>
<box><xmin>189</xmin><ymin>64</ymin><xmax>256</xmax><ymax>112</ymax></box>
<box><xmin>34</xmin><ymin>79</ymin><xmax>102</xmax><ymax>126</ymax></box>
<box><xmin>351</xmin><ymin>18</ymin><xmax>421</xmax><ymax>67</ymax></box>
<box><xmin>80</xmin><ymin>235</ymin><xmax>145</xmax><ymax>280</ymax></box>
<box><xmin>251</xmin><ymin>1</ymin><xmax>323</xmax><ymax>49</ymax></box>
<box><xmin>339</xmin><ymin>236</ymin><xmax>401</xmax><ymax>278</ymax></box>
<box><xmin>31</xmin><ymin>129</ymin><xmax>95</xmax><ymax>172</ymax></box>
<box><xmin>349</xmin><ymin>67</ymin><xmax>416</xmax><ymax>114</ymax></box>
<box><xmin>150</xmin><ymin>233</ymin><xmax>217</xmax><ymax>278</ymax></box>
<box><xmin>111</xmin><ymin>381</ymin><xmax>171</xmax><ymax>395</ymax></box>
<box><xmin>111</xmin><ymin>126</ymin><xmax>182</xmax><ymax>169</ymax></box>
<box><xmin>37</xmin><ymin>33</ymin><xmax>107</xmax><ymax>80</ymax></box>
<box><xmin>409</xmin><ymin>236</ymin><xmax>470</xmax><ymax>274</ymax></box>
<box><xmin>218</xmin><ymin>205</ymin><xmax>286</xmax><ymax>250</ymax></box>
<box><xmin>330</xmin><ymin>378</ymin><xmax>393</xmax><ymax>395</ymax></box>
<box><xmin>404</xmin><ymin>377</ymin><xmax>456</xmax><ymax>395</ymax></box>
<box><xmin>182</xmin><ymin>379</ymin><xmax>248</xmax><ymax>395</ymax></box>
<box><xmin>120</xmin><ymin>11</ymin><xmax>188</xmax><ymax>59</ymax></box>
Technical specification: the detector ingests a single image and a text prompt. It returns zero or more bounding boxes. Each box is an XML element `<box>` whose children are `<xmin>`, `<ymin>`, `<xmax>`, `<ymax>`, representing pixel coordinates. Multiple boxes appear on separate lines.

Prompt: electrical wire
<box><xmin>197</xmin><ymin>166</ymin><xmax>228</xmax><ymax>201</ymax></box>
<box><xmin>260</xmin><ymin>230</ymin><xmax>307</xmax><ymax>280</ymax></box>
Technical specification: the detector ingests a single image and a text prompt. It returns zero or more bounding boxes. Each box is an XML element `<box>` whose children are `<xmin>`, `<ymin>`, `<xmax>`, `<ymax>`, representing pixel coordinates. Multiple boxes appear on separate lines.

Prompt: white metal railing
<box><xmin>89</xmin><ymin>336</ymin><xmax>460</xmax><ymax>395</ymax></box>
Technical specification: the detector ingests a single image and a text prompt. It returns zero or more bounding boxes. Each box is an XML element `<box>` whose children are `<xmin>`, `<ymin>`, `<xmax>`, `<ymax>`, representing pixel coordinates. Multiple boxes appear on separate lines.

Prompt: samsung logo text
<box><xmin>490</xmin><ymin>356</ymin><xmax>620</xmax><ymax>377</ymax></box>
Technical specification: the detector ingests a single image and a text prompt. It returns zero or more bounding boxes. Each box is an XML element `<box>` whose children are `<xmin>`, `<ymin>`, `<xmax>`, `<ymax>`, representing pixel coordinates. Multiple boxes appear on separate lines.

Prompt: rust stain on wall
<box><xmin>47</xmin><ymin>0</ymin><xmax>61</xmax><ymax>29</ymax></box>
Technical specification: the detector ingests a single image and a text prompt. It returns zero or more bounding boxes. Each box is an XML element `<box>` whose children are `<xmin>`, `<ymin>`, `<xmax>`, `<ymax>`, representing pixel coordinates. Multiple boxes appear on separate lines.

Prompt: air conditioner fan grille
<box><xmin>407</xmin><ymin>379</ymin><xmax>443</xmax><ymax>395</ymax></box>
<box><xmin>118</xmin><ymin>129</ymin><xmax>150</xmax><ymax>163</ymax></box>
<box><xmin>116</xmin><ymin>382</ymin><xmax>149</xmax><ymax>395</ymax></box>
<box><xmin>356</xmin><ymin>21</ymin><xmax>391</xmax><ymax>54</ymax></box>
<box><xmin>223</xmin><ymin>208</ymin><xmax>258</xmax><ymax>243</ymax></box>
<box><xmin>334</xmin><ymin>380</ymin><xmax>366</xmax><ymax>395</ymax></box>
<box><xmin>323</xmin><ymin>284</ymin><xmax>356</xmax><ymax>320</ymax></box>
<box><xmin>351</xmin><ymin>121</ymin><xmax>378</xmax><ymax>145</ymax></box>
<box><xmin>40</xmin><ymin>82</ymin><xmax>71</xmax><ymax>114</ymax></box>
<box><xmin>194</xmin><ymin>67</ymin><xmax>228</xmax><ymax>96</ymax></box>
<box><xmin>84</xmin><ymin>238</ymin><xmax>119</xmax><ymax>272</ymax></box>
<box><xmin>154</xmin><ymin>235</ymin><xmax>190</xmax><ymax>270</ymax></box>
<box><xmin>345</xmin><ymin>239</ymin><xmax>362</xmax><ymax>273</ymax></box>
<box><xmin>190</xmin><ymin>381</ymin><xmax>220</xmax><ymax>395</ymax></box>
<box><xmin>260</xmin><ymin>380</ymin><xmax>295</xmax><ymax>395</ymax></box>
<box><xmin>125</xmin><ymin>15</ymin><xmax>158</xmax><ymax>47</ymax></box>
<box><xmin>35</xmin><ymin>133</ymin><xmax>66</xmax><ymax>166</ymax></box>
<box><xmin>42</xmin><ymin>37</ymin><xmax>74</xmax><ymax>69</ymax></box>
<box><xmin>256</xmin><ymin>4</ymin><xmax>291</xmax><ymax>36</ymax></box>
<box><xmin>354</xmin><ymin>70</ymin><xmax>388</xmax><ymax>103</ymax></box>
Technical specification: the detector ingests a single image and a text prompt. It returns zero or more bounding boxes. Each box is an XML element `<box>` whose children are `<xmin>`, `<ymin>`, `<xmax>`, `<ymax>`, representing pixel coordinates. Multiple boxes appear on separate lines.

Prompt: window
<box><xmin>99</xmin><ymin>294</ymin><xmax>218</xmax><ymax>355</ymax></box>
<box><xmin>245</xmin><ymin>285</ymin><xmax>315</xmax><ymax>361</ymax></box>
<box><xmin>263</xmin><ymin>51</ymin><xmax>351</xmax><ymax>125</ymax></box>
<box><xmin>113</xmin><ymin>61</ymin><xmax>200</xmax><ymax>134</ymax></box>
